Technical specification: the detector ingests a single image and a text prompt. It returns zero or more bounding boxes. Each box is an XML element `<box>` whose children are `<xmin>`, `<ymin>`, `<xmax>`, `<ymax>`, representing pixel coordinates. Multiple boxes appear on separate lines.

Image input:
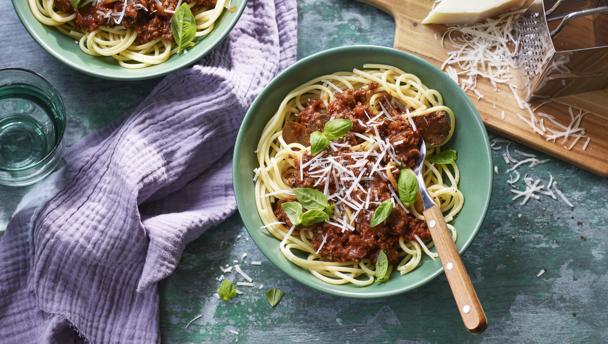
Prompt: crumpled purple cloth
<box><xmin>0</xmin><ymin>0</ymin><xmax>297</xmax><ymax>342</ymax></box>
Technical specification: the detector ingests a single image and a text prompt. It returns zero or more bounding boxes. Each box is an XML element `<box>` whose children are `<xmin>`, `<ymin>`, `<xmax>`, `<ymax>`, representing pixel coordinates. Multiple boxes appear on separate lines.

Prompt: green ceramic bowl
<box><xmin>12</xmin><ymin>0</ymin><xmax>247</xmax><ymax>80</ymax></box>
<box><xmin>233</xmin><ymin>46</ymin><xmax>492</xmax><ymax>298</ymax></box>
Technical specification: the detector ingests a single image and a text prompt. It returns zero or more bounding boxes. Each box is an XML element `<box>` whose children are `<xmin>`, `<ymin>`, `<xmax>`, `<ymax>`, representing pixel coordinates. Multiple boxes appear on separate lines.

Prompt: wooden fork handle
<box><xmin>423</xmin><ymin>204</ymin><xmax>487</xmax><ymax>333</ymax></box>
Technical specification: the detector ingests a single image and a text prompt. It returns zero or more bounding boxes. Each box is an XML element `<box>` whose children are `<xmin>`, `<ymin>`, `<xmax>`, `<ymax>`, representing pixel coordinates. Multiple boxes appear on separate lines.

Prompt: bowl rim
<box><xmin>11</xmin><ymin>0</ymin><xmax>247</xmax><ymax>81</ymax></box>
<box><xmin>233</xmin><ymin>45</ymin><xmax>493</xmax><ymax>298</ymax></box>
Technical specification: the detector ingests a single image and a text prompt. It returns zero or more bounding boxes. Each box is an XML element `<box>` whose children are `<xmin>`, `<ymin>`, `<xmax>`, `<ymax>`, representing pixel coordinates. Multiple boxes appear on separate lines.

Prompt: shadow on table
<box><xmin>158</xmin><ymin>211</ymin><xmax>525</xmax><ymax>344</ymax></box>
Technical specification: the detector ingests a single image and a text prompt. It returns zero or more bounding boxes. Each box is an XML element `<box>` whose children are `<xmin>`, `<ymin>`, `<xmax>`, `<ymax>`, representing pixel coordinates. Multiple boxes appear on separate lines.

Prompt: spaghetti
<box><xmin>29</xmin><ymin>0</ymin><xmax>228</xmax><ymax>68</ymax></box>
<box><xmin>254</xmin><ymin>64</ymin><xmax>464</xmax><ymax>286</ymax></box>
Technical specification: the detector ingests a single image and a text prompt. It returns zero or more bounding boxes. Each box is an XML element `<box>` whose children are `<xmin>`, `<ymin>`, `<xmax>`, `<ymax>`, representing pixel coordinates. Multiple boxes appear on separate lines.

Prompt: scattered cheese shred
<box><xmin>582</xmin><ymin>137</ymin><xmax>591</xmax><ymax>151</ymax></box>
<box><xmin>234</xmin><ymin>264</ymin><xmax>253</xmax><ymax>283</ymax></box>
<box><xmin>236</xmin><ymin>282</ymin><xmax>255</xmax><ymax>287</ymax></box>
<box><xmin>552</xmin><ymin>182</ymin><xmax>574</xmax><ymax>208</ymax></box>
<box><xmin>441</xmin><ymin>12</ymin><xmax>521</xmax><ymax>93</ymax></box>
<box><xmin>441</xmin><ymin>12</ymin><xmax>593</xmax><ymax>153</ymax></box>
<box><xmin>113</xmin><ymin>0</ymin><xmax>128</xmax><ymax>24</ymax></box>
<box><xmin>492</xmin><ymin>139</ymin><xmax>575</xmax><ymax>209</ymax></box>
<box><xmin>185</xmin><ymin>314</ymin><xmax>203</xmax><ymax>329</ymax></box>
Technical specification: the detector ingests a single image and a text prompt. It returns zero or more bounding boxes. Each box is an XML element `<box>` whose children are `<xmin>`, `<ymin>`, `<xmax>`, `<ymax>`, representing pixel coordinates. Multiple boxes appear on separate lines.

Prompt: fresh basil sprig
<box><xmin>69</xmin><ymin>0</ymin><xmax>81</xmax><ymax>9</ymax></box>
<box><xmin>310</xmin><ymin>131</ymin><xmax>329</xmax><ymax>155</ymax></box>
<box><xmin>308</xmin><ymin>118</ymin><xmax>352</xmax><ymax>155</ymax></box>
<box><xmin>265</xmin><ymin>288</ymin><xmax>285</xmax><ymax>307</ymax></box>
<box><xmin>295</xmin><ymin>188</ymin><xmax>329</xmax><ymax>210</ymax></box>
<box><xmin>301</xmin><ymin>209</ymin><xmax>330</xmax><ymax>226</ymax></box>
<box><xmin>428</xmin><ymin>149</ymin><xmax>457</xmax><ymax>164</ymax></box>
<box><xmin>374</xmin><ymin>250</ymin><xmax>392</xmax><ymax>283</ymax></box>
<box><xmin>171</xmin><ymin>3</ymin><xmax>197</xmax><ymax>54</ymax></box>
<box><xmin>281</xmin><ymin>202</ymin><xmax>302</xmax><ymax>226</ymax></box>
<box><xmin>398</xmin><ymin>168</ymin><xmax>418</xmax><ymax>207</ymax></box>
<box><xmin>370</xmin><ymin>200</ymin><xmax>393</xmax><ymax>227</ymax></box>
<box><xmin>217</xmin><ymin>279</ymin><xmax>237</xmax><ymax>301</ymax></box>
<box><xmin>281</xmin><ymin>188</ymin><xmax>333</xmax><ymax>227</ymax></box>
<box><xmin>323</xmin><ymin>118</ymin><xmax>353</xmax><ymax>140</ymax></box>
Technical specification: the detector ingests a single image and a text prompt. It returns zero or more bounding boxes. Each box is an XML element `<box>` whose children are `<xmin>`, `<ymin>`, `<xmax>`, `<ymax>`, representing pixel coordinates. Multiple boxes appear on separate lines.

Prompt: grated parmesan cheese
<box><xmin>582</xmin><ymin>137</ymin><xmax>591</xmax><ymax>151</ymax></box>
<box><xmin>493</xmin><ymin>140</ymin><xmax>575</xmax><ymax>209</ymax></box>
<box><xmin>234</xmin><ymin>264</ymin><xmax>253</xmax><ymax>283</ymax></box>
<box><xmin>441</xmin><ymin>12</ymin><xmax>593</xmax><ymax>153</ymax></box>
<box><xmin>112</xmin><ymin>0</ymin><xmax>128</xmax><ymax>24</ymax></box>
<box><xmin>236</xmin><ymin>282</ymin><xmax>255</xmax><ymax>287</ymax></box>
<box><xmin>441</xmin><ymin>12</ymin><xmax>521</xmax><ymax>93</ymax></box>
<box><xmin>185</xmin><ymin>314</ymin><xmax>203</xmax><ymax>329</ymax></box>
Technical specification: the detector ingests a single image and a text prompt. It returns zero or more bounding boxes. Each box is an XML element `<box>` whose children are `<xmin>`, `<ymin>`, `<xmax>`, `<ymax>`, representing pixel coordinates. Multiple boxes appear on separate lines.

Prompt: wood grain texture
<box><xmin>423</xmin><ymin>204</ymin><xmax>487</xmax><ymax>333</ymax></box>
<box><xmin>363</xmin><ymin>0</ymin><xmax>608</xmax><ymax>176</ymax></box>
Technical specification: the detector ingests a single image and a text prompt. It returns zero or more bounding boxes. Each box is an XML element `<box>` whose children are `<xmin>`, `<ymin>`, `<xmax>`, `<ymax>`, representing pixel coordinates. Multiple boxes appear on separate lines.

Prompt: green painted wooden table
<box><xmin>1</xmin><ymin>1</ymin><xmax>607</xmax><ymax>343</ymax></box>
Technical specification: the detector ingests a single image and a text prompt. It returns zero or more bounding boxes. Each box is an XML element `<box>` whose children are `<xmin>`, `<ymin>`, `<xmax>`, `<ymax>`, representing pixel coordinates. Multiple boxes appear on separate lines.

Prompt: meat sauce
<box><xmin>275</xmin><ymin>84</ymin><xmax>450</xmax><ymax>266</ymax></box>
<box><xmin>57</xmin><ymin>0</ymin><xmax>216</xmax><ymax>44</ymax></box>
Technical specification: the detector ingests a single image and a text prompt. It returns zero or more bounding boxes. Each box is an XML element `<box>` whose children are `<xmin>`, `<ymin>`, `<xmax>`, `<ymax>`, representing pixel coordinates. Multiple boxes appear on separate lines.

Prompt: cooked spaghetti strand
<box><xmin>255</xmin><ymin>65</ymin><xmax>463</xmax><ymax>286</ymax></box>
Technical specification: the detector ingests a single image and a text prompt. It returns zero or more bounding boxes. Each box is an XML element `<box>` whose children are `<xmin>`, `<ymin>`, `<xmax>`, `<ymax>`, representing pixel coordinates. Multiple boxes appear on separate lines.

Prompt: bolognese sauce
<box><xmin>275</xmin><ymin>85</ymin><xmax>450</xmax><ymax>265</ymax></box>
<box><xmin>58</xmin><ymin>0</ymin><xmax>216</xmax><ymax>44</ymax></box>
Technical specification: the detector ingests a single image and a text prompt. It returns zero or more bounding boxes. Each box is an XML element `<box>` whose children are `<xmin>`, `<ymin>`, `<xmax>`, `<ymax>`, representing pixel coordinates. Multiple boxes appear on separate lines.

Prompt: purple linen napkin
<box><xmin>0</xmin><ymin>0</ymin><xmax>297</xmax><ymax>342</ymax></box>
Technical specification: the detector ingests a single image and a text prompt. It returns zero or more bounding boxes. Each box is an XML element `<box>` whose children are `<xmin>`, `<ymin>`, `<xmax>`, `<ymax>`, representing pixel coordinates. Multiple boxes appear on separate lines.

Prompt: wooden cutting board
<box><xmin>363</xmin><ymin>0</ymin><xmax>608</xmax><ymax>177</ymax></box>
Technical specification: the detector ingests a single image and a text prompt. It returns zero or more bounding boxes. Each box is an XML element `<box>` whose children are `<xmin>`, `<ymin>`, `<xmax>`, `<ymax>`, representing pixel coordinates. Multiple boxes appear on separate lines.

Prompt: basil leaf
<box><xmin>300</xmin><ymin>209</ymin><xmax>329</xmax><ymax>226</ymax></box>
<box><xmin>294</xmin><ymin>188</ymin><xmax>329</xmax><ymax>211</ymax></box>
<box><xmin>370</xmin><ymin>200</ymin><xmax>393</xmax><ymax>227</ymax></box>
<box><xmin>69</xmin><ymin>0</ymin><xmax>81</xmax><ymax>9</ymax></box>
<box><xmin>376</xmin><ymin>263</ymin><xmax>393</xmax><ymax>284</ymax></box>
<box><xmin>265</xmin><ymin>288</ymin><xmax>285</xmax><ymax>307</ymax></box>
<box><xmin>324</xmin><ymin>204</ymin><xmax>335</xmax><ymax>217</ymax></box>
<box><xmin>310</xmin><ymin>131</ymin><xmax>329</xmax><ymax>155</ymax></box>
<box><xmin>171</xmin><ymin>3</ymin><xmax>197</xmax><ymax>54</ymax></box>
<box><xmin>374</xmin><ymin>250</ymin><xmax>391</xmax><ymax>283</ymax></box>
<box><xmin>281</xmin><ymin>202</ymin><xmax>302</xmax><ymax>226</ymax></box>
<box><xmin>217</xmin><ymin>279</ymin><xmax>237</xmax><ymax>301</ymax></box>
<box><xmin>398</xmin><ymin>168</ymin><xmax>418</xmax><ymax>207</ymax></box>
<box><xmin>428</xmin><ymin>149</ymin><xmax>457</xmax><ymax>164</ymax></box>
<box><xmin>323</xmin><ymin>119</ymin><xmax>352</xmax><ymax>141</ymax></box>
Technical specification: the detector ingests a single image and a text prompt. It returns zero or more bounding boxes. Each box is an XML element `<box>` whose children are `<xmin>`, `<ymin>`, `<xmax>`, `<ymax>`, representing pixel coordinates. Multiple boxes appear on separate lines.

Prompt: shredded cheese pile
<box><xmin>440</xmin><ymin>12</ymin><xmax>593</xmax><ymax>152</ymax></box>
<box><xmin>254</xmin><ymin>109</ymin><xmax>421</xmax><ymax>254</ymax></box>
<box><xmin>211</xmin><ymin>236</ymin><xmax>264</xmax><ymax>299</ymax></box>
<box><xmin>292</xmin><ymin>111</ymin><xmax>412</xmax><ymax>246</ymax></box>
<box><xmin>441</xmin><ymin>11</ymin><xmax>521</xmax><ymax>99</ymax></box>
<box><xmin>491</xmin><ymin>139</ymin><xmax>574</xmax><ymax>208</ymax></box>
<box><xmin>516</xmin><ymin>103</ymin><xmax>591</xmax><ymax>151</ymax></box>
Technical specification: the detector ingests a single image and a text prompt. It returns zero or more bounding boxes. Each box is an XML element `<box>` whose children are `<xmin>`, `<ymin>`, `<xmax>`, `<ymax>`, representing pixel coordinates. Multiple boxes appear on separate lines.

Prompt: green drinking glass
<box><xmin>0</xmin><ymin>68</ymin><xmax>66</xmax><ymax>186</ymax></box>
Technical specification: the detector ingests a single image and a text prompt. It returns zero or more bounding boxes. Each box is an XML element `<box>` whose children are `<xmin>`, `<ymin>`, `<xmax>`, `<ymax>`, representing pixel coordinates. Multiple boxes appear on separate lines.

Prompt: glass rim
<box><xmin>0</xmin><ymin>67</ymin><xmax>66</xmax><ymax>172</ymax></box>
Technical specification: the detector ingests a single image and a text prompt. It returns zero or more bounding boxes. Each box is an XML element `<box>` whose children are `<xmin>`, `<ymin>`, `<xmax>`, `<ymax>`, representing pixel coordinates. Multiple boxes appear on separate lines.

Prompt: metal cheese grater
<box><xmin>516</xmin><ymin>0</ymin><xmax>608</xmax><ymax>101</ymax></box>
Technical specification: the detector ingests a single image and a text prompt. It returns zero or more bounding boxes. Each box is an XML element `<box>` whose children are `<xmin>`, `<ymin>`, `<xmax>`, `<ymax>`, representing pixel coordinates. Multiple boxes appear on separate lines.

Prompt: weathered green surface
<box><xmin>1</xmin><ymin>0</ymin><xmax>607</xmax><ymax>343</ymax></box>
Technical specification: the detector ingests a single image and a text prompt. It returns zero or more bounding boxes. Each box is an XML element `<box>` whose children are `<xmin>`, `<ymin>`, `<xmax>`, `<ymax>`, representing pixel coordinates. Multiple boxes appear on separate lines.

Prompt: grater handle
<box><xmin>546</xmin><ymin>0</ymin><xmax>567</xmax><ymax>16</ymax></box>
<box><xmin>549</xmin><ymin>6</ymin><xmax>608</xmax><ymax>37</ymax></box>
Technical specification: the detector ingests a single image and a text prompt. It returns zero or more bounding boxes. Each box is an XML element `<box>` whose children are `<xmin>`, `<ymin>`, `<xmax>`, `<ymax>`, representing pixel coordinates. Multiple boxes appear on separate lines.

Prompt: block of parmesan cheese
<box><xmin>422</xmin><ymin>0</ymin><xmax>528</xmax><ymax>25</ymax></box>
